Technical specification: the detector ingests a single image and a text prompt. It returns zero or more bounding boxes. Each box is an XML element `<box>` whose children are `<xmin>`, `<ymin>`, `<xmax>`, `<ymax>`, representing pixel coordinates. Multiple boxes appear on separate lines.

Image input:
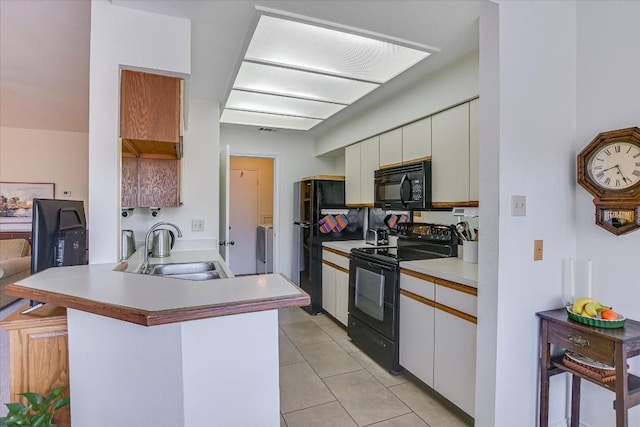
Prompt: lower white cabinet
<box><xmin>322</xmin><ymin>263</ymin><xmax>337</xmax><ymax>318</ymax></box>
<box><xmin>322</xmin><ymin>248</ymin><xmax>350</xmax><ymax>327</ymax></box>
<box><xmin>433</xmin><ymin>308</ymin><xmax>477</xmax><ymax>417</ymax></box>
<box><xmin>399</xmin><ymin>293</ymin><xmax>434</xmax><ymax>387</ymax></box>
<box><xmin>398</xmin><ymin>269</ymin><xmax>477</xmax><ymax>417</ymax></box>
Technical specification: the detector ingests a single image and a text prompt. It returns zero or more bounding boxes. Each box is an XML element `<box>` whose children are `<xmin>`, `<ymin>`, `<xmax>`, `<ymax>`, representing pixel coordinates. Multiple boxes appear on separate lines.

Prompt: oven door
<box><xmin>348</xmin><ymin>254</ymin><xmax>398</xmax><ymax>340</ymax></box>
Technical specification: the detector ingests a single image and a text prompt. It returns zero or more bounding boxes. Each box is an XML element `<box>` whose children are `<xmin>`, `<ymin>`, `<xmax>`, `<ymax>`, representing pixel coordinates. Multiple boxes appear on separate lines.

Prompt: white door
<box><xmin>219</xmin><ymin>145</ymin><xmax>230</xmax><ymax>262</ymax></box>
<box><xmin>229</xmin><ymin>169</ymin><xmax>259</xmax><ymax>274</ymax></box>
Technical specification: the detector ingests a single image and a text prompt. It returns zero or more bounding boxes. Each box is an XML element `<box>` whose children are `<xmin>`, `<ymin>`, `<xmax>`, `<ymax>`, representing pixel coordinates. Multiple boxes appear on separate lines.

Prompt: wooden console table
<box><xmin>0</xmin><ymin>304</ymin><xmax>70</xmax><ymax>427</ymax></box>
<box><xmin>538</xmin><ymin>308</ymin><xmax>640</xmax><ymax>427</ymax></box>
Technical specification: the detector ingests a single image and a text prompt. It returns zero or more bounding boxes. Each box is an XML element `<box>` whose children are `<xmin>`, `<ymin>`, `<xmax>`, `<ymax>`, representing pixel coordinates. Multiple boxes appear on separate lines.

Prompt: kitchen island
<box><xmin>4</xmin><ymin>249</ymin><xmax>309</xmax><ymax>427</ymax></box>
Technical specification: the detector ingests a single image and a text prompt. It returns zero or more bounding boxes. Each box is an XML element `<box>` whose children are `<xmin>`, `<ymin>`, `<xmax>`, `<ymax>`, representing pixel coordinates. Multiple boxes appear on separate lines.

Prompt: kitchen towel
<box><xmin>333</xmin><ymin>214</ymin><xmax>348</xmax><ymax>232</ymax></box>
<box><xmin>319</xmin><ymin>215</ymin><xmax>337</xmax><ymax>234</ymax></box>
<box><xmin>386</xmin><ymin>215</ymin><xmax>399</xmax><ymax>229</ymax></box>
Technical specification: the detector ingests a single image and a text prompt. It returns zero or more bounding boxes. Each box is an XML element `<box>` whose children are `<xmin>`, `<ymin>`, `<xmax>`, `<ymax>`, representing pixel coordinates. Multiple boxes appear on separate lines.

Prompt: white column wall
<box><xmin>575</xmin><ymin>2</ymin><xmax>640</xmax><ymax>426</ymax></box>
<box><xmin>88</xmin><ymin>0</ymin><xmax>190</xmax><ymax>263</ymax></box>
<box><xmin>491</xmin><ymin>2</ymin><xmax>578</xmax><ymax>426</ymax></box>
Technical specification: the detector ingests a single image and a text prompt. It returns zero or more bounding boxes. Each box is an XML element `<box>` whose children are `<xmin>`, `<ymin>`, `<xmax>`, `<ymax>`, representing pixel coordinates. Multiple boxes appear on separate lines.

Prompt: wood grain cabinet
<box><xmin>0</xmin><ymin>305</ymin><xmax>70</xmax><ymax>427</ymax></box>
<box><xmin>120</xmin><ymin>70</ymin><xmax>180</xmax><ymax>145</ymax></box>
<box><xmin>399</xmin><ymin>269</ymin><xmax>477</xmax><ymax>417</ymax></box>
<box><xmin>121</xmin><ymin>157</ymin><xmax>180</xmax><ymax>208</ymax></box>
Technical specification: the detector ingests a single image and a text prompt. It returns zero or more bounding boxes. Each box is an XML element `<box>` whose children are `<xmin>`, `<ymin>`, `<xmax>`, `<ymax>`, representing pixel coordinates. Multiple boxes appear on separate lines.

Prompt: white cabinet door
<box><xmin>402</xmin><ymin>117</ymin><xmax>431</xmax><ymax>163</ymax></box>
<box><xmin>322</xmin><ymin>263</ymin><xmax>336</xmax><ymax>317</ymax></box>
<box><xmin>433</xmin><ymin>308</ymin><xmax>476</xmax><ymax>417</ymax></box>
<box><xmin>379</xmin><ymin>128</ymin><xmax>403</xmax><ymax>168</ymax></box>
<box><xmin>360</xmin><ymin>136</ymin><xmax>380</xmax><ymax>205</ymax></box>
<box><xmin>345</xmin><ymin>143</ymin><xmax>361</xmax><ymax>205</ymax></box>
<box><xmin>399</xmin><ymin>294</ymin><xmax>435</xmax><ymax>387</ymax></box>
<box><xmin>431</xmin><ymin>103</ymin><xmax>470</xmax><ymax>205</ymax></box>
<box><xmin>469</xmin><ymin>99</ymin><xmax>479</xmax><ymax>202</ymax></box>
<box><xmin>334</xmin><ymin>269</ymin><xmax>349</xmax><ymax>326</ymax></box>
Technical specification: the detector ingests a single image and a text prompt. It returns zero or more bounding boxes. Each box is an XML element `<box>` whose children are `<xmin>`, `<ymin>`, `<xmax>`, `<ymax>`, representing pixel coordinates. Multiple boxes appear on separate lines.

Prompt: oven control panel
<box><xmin>396</xmin><ymin>223</ymin><xmax>456</xmax><ymax>243</ymax></box>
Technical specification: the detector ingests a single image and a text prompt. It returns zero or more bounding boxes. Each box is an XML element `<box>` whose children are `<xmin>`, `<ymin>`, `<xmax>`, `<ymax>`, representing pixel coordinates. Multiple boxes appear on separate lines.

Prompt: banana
<box><xmin>584</xmin><ymin>302</ymin><xmax>598</xmax><ymax>317</ymax></box>
<box><xmin>572</xmin><ymin>297</ymin><xmax>597</xmax><ymax>314</ymax></box>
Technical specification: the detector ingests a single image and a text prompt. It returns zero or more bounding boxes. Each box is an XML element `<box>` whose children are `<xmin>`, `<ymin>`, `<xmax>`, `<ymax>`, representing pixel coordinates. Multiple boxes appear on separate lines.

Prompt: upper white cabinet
<box><xmin>431</xmin><ymin>103</ymin><xmax>471</xmax><ymax>208</ymax></box>
<box><xmin>469</xmin><ymin>98</ymin><xmax>479</xmax><ymax>203</ymax></box>
<box><xmin>345</xmin><ymin>136</ymin><xmax>379</xmax><ymax>206</ymax></box>
<box><xmin>402</xmin><ymin>117</ymin><xmax>431</xmax><ymax>163</ymax></box>
<box><xmin>379</xmin><ymin>128</ymin><xmax>403</xmax><ymax>168</ymax></box>
<box><xmin>345</xmin><ymin>143</ymin><xmax>361</xmax><ymax>206</ymax></box>
<box><xmin>360</xmin><ymin>136</ymin><xmax>379</xmax><ymax>204</ymax></box>
<box><xmin>343</xmin><ymin>98</ymin><xmax>478</xmax><ymax>208</ymax></box>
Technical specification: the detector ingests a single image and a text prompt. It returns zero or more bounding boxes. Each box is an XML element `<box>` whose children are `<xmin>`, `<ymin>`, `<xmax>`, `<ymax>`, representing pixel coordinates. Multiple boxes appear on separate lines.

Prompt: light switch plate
<box><xmin>534</xmin><ymin>240</ymin><xmax>543</xmax><ymax>261</ymax></box>
<box><xmin>511</xmin><ymin>195</ymin><xmax>526</xmax><ymax>216</ymax></box>
<box><xmin>192</xmin><ymin>219</ymin><xmax>204</xmax><ymax>232</ymax></box>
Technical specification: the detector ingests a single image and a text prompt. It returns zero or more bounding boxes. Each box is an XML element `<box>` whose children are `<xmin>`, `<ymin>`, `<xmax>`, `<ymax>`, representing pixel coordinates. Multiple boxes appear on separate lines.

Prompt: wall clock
<box><xmin>577</xmin><ymin>127</ymin><xmax>640</xmax><ymax>235</ymax></box>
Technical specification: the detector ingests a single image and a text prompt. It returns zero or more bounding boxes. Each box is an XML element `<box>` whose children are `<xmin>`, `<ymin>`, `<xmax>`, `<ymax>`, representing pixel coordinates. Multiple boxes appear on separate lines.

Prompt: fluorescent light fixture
<box><xmin>221</xmin><ymin>109</ymin><xmax>322</xmax><ymax>131</ymax></box>
<box><xmin>221</xmin><ymin>13</ymin><xmax>434</xmax><ymax>131</ymax></box>
<box><xmin>235</xmin><ymin>62</ymin><xmax>379</xmax><ymax>105</ymax></box>
<box><xmin>227</xmin><ymin>90</ymin><xmax>345</xmax><ymax>119</ymax></box>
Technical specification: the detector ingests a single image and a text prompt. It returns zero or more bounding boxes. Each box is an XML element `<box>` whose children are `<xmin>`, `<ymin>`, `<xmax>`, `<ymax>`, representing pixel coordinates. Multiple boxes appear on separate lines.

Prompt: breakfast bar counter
<box><xmin>3</xmin><ymin>251</ymin><xmax>309</xmax><ymax>427</ymax></box>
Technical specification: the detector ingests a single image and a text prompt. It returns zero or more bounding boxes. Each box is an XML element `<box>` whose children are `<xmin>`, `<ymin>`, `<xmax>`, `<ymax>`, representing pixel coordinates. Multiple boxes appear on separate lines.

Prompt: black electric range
<box><xmin>347</xmin><ymin>223</ymin><xmax>458</xmax><ymax>373</ymax></box>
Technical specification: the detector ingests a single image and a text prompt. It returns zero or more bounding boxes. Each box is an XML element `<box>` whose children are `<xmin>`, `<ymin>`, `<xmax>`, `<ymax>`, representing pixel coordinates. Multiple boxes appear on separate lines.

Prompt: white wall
<box><xmin>220</xmin><ymin>125</ymin><xmax>341</xmax><ymax>280</ymax></box>
<box><xmin>315</xmin><ymin>52</ymin><xmax>479</xmax><ymax>156</ymax></box>
<box><xmin>487</xmin><ymin>2</ymin><xmax>578</xmax><ymax>426</ymax></box>
<box><xmin>120</xmin><ymin>100</ymin><xmax>220</xmax><ymax>250</ymax></box>
<box><xmin>0</xmin><ymin>127</ymin><xmax>89</xmax><ymax>230</ymax></box>
<box><xmin>88</xmin><ymin>0</ymin><xmax>190</xmax><ymax>263</ymax></box>
<box><xmin>575</xmin><ymin>2</ymin><xmax>640</xmax><ymax>426</ymax></box>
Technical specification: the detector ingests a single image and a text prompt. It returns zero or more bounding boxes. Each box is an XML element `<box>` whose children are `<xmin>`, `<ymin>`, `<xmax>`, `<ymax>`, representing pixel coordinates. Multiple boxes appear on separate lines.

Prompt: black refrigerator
<box><xmin>293</xmin><ymin>179</ymin><xmax>364</xmax><ymax>314</ymax></box>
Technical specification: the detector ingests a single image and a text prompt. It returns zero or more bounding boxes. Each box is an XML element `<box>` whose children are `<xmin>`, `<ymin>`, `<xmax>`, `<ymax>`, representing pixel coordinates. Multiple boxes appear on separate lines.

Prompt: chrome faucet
<box><xmin>141</xmin><ymin>222</ymin><xmax>183</xmax><ymax>273</ymax></box>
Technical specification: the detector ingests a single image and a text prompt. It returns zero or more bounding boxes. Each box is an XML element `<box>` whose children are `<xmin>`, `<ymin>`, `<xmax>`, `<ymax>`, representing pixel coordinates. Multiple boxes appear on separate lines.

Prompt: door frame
<box><xmin>228</xmin><ymin>152</ymin><xmax>279</xmax><ymax>274</ymax></box>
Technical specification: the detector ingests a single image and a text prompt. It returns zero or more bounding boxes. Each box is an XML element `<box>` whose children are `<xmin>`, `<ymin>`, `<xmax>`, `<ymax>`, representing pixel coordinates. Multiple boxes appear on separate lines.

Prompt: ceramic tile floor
<box><xmin>278</xmin><ymin>307</ymin><xmax>472</xmax><ymax>427</ymax></box>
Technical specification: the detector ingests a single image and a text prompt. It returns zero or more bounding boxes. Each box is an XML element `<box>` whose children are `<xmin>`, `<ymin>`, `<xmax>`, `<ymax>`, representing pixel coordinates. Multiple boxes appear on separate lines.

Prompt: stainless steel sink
<box><xmin>157</xmin><ymin>271</ymin><xmax>221</xmax><ymax>281</ymax></box>
<box><xmin>148</xmin><ymin>261</ymin><xmax>217</xmax><ymax>275</ymax></box>
<box><xmin>144</xmin><ymin>261</ymin><xmax>226</xmax><ymax>281</ymax></box>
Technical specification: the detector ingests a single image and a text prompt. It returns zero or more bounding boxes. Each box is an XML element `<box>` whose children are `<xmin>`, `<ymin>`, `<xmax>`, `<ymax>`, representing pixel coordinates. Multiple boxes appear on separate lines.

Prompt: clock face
<box><xmin>588</xmin><ymin>141</ymin><xmax>640</xmax><ymax>190</ymax></box>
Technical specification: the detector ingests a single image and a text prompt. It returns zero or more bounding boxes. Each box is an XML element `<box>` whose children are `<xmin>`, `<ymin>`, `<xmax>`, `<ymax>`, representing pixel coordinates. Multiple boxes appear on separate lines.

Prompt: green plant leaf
<box><xmin>19</xmin><ymin>392</ymin><xmax>43</xmax><ymax>408</ymax></box>
<box><xmin>5</xmin><ymin>402</ymin><xmax>26</xmax><ymax>413</ymax></box>
<box><xmin>31</xmin><ymin>413</ymin><xmax>50</xmax><ymax>427</ymax></box>
<box><xmin>52</xmin><ymin>397</ymin><xmax>70</xmax><ymax>411</ymax></box>
<box><xmin>48</xmin><ymin>388</ymin><xmax>65</xmax><ymax>399</ymax></box>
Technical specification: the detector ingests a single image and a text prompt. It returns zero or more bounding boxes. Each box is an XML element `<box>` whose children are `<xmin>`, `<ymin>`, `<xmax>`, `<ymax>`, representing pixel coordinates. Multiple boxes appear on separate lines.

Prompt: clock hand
<box><xmin>602</xmin><ymin>164</ymin><xmax>619</xmax><ymax>172</ymax></box>
<box><xmin>615</xmin><ymin>165</ymin><xmax>631</xmax><ymax>184</ymax></box>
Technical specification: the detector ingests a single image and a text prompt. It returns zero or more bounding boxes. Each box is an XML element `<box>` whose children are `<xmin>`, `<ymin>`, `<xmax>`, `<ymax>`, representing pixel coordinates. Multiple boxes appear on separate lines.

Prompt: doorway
<box><xmin>228</xmin><ymin>157</ymin><xmax>274</xmax><ymax>275</ymax></box>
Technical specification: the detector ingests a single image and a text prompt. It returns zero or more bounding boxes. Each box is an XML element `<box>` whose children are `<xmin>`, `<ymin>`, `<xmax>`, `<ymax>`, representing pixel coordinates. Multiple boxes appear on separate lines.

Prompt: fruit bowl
<box><xmin>566</xmin><ymin>306</ymin><xmax>625</xmax><ymax>328</ymax></box>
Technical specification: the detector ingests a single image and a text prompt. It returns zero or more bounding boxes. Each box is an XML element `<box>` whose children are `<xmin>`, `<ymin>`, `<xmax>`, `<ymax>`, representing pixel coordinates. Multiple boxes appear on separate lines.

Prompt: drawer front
<box><xmin>400</xmin><ymin>272</ymin><xmax>435</xmax><ymax>300</ymax></box>
<box><xmin>436</xmin><ymin>285</ymin><xmax>477</xmax><ymax>317</ymax></box>
<box><xmin>547</xmin><ymin>321</ymin><xmax>614</xmax><ymax>366</ymax></box>
<box><xmin>323</xmin><ymin>249</ymin><xmax>350</xmax><ymax>271</ymax></box>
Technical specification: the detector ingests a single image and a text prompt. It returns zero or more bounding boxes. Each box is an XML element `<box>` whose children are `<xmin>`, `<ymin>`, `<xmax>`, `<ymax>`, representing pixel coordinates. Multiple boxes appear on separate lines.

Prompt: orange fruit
<box><xmin>600</xmin><ymin>309</ymin><xmax>617</xmax><ymax>320</ymax></box>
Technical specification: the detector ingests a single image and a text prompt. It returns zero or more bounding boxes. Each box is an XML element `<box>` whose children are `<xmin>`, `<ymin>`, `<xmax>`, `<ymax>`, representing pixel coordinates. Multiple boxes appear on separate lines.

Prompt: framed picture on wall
<box><xmin>0</xmin><ymin>182</ymin><xmax>55</xmax><ymax>231</ymax></box>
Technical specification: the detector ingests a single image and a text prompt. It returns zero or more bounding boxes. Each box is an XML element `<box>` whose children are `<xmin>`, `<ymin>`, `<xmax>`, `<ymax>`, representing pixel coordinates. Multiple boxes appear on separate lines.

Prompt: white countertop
<box><xmin>6</xmin><ymin>248</ymin><xmax>309</xmax><ymax>326</ymax></box>
<box><xmin>400</xmin><ymin>257</ymin><xmax>478</xmax><ymax>288</ymax></box>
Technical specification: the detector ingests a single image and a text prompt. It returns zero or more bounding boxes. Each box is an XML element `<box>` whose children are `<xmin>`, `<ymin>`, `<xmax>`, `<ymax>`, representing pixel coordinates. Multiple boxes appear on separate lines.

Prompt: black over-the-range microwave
<box><xmin>374</xmin><ymin>160</ymin><xmax>432</xmax><ymax>210</ymax></box>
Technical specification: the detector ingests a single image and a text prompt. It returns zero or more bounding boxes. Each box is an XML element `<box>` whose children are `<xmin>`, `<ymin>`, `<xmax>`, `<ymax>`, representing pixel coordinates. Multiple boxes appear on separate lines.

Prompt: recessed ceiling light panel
<box><xmin>245</xmin><ymin>15</ymin><xmax>430</xmax><ymax>83</ymax></box>
<box><xmin>235</xmin><ymin>62</ymin><xmax>379</xmax><ymax>105</ymax></box>
<box><xmin>227</xmin><ymin>90</ymin><xmax>345</xmax><ymax>119</ymax></box>
<box><xmin>220</xmin><ymin>109</ymin><xmax>322</xmax><ymax>131</ymax></box>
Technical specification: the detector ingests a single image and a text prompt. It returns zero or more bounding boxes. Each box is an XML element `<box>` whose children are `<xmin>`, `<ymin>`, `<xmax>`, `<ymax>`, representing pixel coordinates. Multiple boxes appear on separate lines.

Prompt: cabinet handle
<box><xmin>568</xmin><ymin>335</ymin><xmax>589</xmax><ymax>347</ymax></box>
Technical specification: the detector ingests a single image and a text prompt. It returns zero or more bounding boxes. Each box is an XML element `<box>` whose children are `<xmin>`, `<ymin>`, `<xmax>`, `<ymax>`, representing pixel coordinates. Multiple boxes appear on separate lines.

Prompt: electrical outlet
<box><xmin>534</xmin><ymin>240</ymin><xmax>543</xmax><ymax>261</ymax></box>
<box><xmin>62</xmin><ymin>190</ymin><xmax>72</xmax><ymax>198</ymax></box>
<box><xmin>192</xmin><ymin>219</ymin><xmax>204</xmax><ymax>232</ymax></box>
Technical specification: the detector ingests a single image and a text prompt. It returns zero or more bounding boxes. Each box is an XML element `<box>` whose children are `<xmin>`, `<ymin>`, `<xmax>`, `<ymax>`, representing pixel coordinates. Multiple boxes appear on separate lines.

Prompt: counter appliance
<box><xmin>348</xmin><ymin>223</ymin><xmax>458</xmax><ymax>373</ymax></box>
<box><xmin>366</xmin><ymin>228</ymin><xmax>388</xmax><ymax>246</ymax></box>
<box><xmin>293</xmin><ymin>179</ymin><xmax>364</xmax><ymax>314</ymax></box>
